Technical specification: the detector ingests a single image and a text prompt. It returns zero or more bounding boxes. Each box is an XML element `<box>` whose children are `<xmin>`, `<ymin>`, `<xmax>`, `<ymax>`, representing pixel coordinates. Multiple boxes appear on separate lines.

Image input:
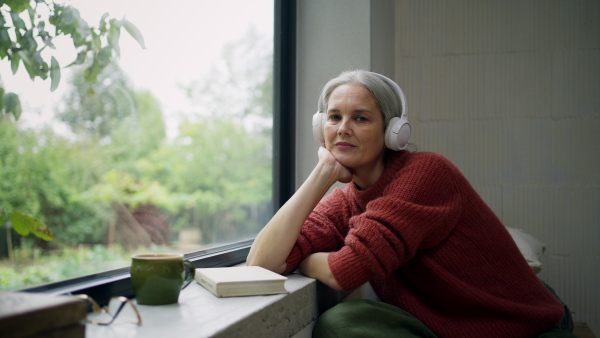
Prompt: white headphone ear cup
<box><xmin>385</xmin><ymin>116</ymin><xmax>411</xmax><ymax>151</ymax></box>
<box><xmin>312</xmin><ymin>112</ymin><xmax>325</xmax><ymax>144</ymax></box>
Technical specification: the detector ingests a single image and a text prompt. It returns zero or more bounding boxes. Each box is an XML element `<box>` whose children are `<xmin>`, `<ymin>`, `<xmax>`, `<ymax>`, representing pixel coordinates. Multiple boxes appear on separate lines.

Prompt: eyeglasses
<box><xmin>75</xmin><ymin>294</ymin><xmax>142</xmax><ymax>326</ymax></box>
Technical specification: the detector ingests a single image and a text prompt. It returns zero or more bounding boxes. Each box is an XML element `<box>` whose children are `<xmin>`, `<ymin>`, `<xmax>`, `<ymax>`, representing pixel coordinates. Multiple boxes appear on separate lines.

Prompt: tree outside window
<box><xmin>0</xmin><ymin>0</ymin><xmax>274</xmax><ymax>291</ymax></box>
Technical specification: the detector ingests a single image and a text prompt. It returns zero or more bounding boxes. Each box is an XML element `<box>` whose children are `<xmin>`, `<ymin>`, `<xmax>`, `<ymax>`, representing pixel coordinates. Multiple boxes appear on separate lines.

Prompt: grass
<box><xmin>0</xmin><ymin>242</ymin><xmax>171</xmax><ymax>292</ymax></box>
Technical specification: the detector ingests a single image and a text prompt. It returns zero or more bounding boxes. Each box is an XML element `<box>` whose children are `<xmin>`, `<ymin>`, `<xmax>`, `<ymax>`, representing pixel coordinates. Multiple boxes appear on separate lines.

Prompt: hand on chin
<box><xmin>320</xmin><ymin>146</ymin><xmax>353</xmax><ymax>183</ymax></box>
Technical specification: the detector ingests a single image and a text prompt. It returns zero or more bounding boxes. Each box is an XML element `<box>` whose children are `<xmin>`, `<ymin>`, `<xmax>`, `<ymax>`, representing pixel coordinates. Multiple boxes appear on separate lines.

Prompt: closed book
<box><xmin>0</xmin><ymin>292</ymin><xmax>87</xmax><ymax>338</ymax></box>
<box><xmin>195</xmin><ymin>266</ymin><xmax>288</xmax><ymax>298</ymax></box>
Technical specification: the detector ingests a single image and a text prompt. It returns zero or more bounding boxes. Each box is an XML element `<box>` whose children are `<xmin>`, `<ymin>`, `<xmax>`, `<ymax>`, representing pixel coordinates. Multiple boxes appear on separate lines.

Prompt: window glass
<box><xmin>0</xmin><ymin>0</ymin><xmax>274</xmax><ymax>291</ymax></box>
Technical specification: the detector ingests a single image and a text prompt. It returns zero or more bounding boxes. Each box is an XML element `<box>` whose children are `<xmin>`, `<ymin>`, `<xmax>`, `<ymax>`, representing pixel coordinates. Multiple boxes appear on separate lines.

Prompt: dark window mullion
<box><xmin>273</xmin><ymin>0</ymin><xmax>297</xmax><ymax>210</ymax></box>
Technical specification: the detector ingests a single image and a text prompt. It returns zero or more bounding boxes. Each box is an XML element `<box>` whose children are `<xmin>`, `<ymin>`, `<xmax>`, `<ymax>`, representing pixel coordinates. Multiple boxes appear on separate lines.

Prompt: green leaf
<box><xmin>108</xmin><ymin>19</ymin><xmax>121</xmax><ymax>56</ymax></box>
<box><xmin>18</xmin><ymin>50</ymin><xmax>36</xmax><ymax>79</ymax></box>
<box><xmin>12</xmin><ymin>102</ymin><xmax>21</xmax><ymax>120</ymax></box>
<box><xmin>99</xmin><ymin>13</ymin><xmax>109</xmax><ymax>33</ymax></box>
<box><xmin>0</xmin><ymin>87</ymin><xmax>4</xmax><ymax>112</ymax></box>
<box><xmin>10</xmin><ymin>10</ymin><xmax>26</xmax><ymax>30</ymax></box>
<box><xmin>29</xmin><ymin>50</ymin><xmax>48</xmax><ymax>79</ymax></box>
<box><xmin>50</xmin><ymin>56</ymin><xmax>60</xmax><ymax>91</ymax></box>
<box><xmin>98</xmin><ymin>46</ymin><xmax>112</xmax><ymax>66</ymax></box>
<box><xmin>2</xmin><ymin>92</ymin><xmax>21</xmax><ymax>120</ymax></box>
<box><xmin>9</xmin><ymin>210</ymin><xmax>54</xmax><ymax>241</ymax></box>
<box><xmin>28</xmin><ymin>6</ymin><xmax>36</xmax><ymax>24</ymax></box>
<box><xmin>10</xmin><ymin>52</ymin><xmax>20</xmax><ymax>74</ymax></box>
<box><xmin>20</xmin><ymin>29</ymin><xmax>38</xmax><ymax>51</ymax></box>
<box><xmin>0</xmin><ymin>28</ymin><xmax>12</xmax><ymax>56</ymax></box>
<box><xmin>122</xmin><ymin>18</ymin><xmax>146</xmax><ymax>49</ymax></box>
<box><xmin>66</xmin><ymin>50</ymin><xmax>86</xmax><ymax>67</ymax></box>
<box><xmin>91</xmin><ymin>31</ymin><xmax>101</xmax><ymax>50</ymax></box>
<box><xmin>36</xmin><ymin>19</ymin><xmax>46</xmax><ymax>31</ymax></box>
<box><xmin>57</xmin><ymin>5</ymin><xmax>78</xmax><ymax>35</ymax></box>
<box><xmin>84</xmin><ymin>57</ymin><xmax>100</xmax><ymax>83</ymax></box>
<box><xmin>73</xmin><ymin>16</ymin><xmax>91</xmax><ymax>45</ymax></box>
<box><xmin>4</xmin><ymin>0</ymin><xmax>31</xmax><ymax>13</ymax></box>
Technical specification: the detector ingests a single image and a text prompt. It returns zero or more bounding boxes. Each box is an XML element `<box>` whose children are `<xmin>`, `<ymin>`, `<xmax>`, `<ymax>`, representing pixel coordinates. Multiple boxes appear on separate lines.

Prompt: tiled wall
<box><xmin>395</xmin><ymin>0</ymin><xmax>599</xmax><ymax>332</ymax></box>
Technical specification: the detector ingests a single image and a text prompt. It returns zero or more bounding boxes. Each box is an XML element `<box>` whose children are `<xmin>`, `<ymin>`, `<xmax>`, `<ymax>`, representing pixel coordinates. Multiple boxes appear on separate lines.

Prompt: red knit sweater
<box><xmin>284</xmin><ymin>150</ymin><xmax>564</xmax><ymax>338</ymax></box>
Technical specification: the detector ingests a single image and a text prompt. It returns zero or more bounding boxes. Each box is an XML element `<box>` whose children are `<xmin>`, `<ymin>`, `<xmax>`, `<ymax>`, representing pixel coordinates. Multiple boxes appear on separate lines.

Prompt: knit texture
<box><xmin>285</xmin><ymin>150</ymin><xmax>564</xmax><ymax>338</ymax></box>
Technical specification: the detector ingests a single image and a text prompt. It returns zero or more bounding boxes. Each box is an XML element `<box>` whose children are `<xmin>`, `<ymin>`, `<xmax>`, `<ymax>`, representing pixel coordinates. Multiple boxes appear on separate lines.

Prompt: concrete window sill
<box><xmin>85</xmin><ymin>271</ymin><xmax>349</xmax><ymax>338</ymax></box>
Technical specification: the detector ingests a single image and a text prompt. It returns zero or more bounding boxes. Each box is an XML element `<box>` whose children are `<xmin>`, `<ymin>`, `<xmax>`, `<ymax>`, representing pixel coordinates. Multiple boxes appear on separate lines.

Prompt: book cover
<box><xmin>0</xmin><ymin>292</ymin><xmax>87</xmax><ymax>338</ymax></box>
<box><xmin>195</xmin><ymin>266</ymin><xmax>288</xmax><ymax>298</ymax></box>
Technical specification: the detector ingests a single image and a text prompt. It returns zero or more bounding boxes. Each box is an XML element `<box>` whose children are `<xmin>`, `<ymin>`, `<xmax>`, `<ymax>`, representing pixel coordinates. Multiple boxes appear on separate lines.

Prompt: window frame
<box><xmin>23</xmin><ymin>0</ymin><xmax>296</xmax><ymax>306</ymax></box>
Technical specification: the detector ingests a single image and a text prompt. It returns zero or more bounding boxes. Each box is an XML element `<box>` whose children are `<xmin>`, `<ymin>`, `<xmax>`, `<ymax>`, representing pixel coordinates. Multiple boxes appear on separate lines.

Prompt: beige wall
<box><xmin>296</xmin><ymin>0</ymin><xmax>397</xmax><ymax>184</ymax></box>
<box><xmin>296</xmin><ymin>0</ymin><xmax>599</xmax><ymax>333</ymax></box>
<box><xmin>297</xmin><ymin>0</ymin><xmax>366</xmax><ymax>185</ymax></box>
<box><xmin>395</xmin><ymin>0</ymin><xmax>599</xmax><ymax>331</ymax></box>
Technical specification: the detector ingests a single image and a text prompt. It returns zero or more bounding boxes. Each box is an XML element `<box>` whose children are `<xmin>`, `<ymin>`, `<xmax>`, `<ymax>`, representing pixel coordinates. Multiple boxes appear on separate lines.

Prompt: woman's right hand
<box><xmin>317</xmin><ymin>146</ymin><xmax>353</xmax><ymax>184</ymax></box>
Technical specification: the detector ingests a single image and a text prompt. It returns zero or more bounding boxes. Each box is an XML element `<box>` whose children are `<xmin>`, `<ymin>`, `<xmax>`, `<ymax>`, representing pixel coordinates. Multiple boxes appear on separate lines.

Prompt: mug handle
<box><xmin>182</xmin><ymin>260</ymin><xmax>196</xmax><ymax>289</ymax></box>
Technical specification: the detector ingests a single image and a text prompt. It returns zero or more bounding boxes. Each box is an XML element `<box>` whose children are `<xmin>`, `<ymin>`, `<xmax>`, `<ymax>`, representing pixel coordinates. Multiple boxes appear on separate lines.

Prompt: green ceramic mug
<box><xmin>130</xmin><ymin>253</ymin><xmax>195</xmax><ymax>305</ymax></box>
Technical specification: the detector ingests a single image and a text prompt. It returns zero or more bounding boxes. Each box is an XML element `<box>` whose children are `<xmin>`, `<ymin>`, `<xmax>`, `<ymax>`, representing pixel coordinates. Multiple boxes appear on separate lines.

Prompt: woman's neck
<box><xmin>351</xmin><ymin>152</ymin><xmax>388</xmax><ymax>190</ymax></box>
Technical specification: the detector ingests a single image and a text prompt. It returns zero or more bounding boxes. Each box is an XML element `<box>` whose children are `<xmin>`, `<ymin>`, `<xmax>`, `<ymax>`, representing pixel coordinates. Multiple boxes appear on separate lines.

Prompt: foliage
<box><xmin>0</xmin><ymin>0</ymin><xmax>144</xmax><ymax>243</ymax></box>
<box><xmin>0</xmin><ymin>117</ymin><xmax>109</xmax><ymax>245</ymax></box>
<box><xmin>57</xmin><ymin>61</ymin><xmax>139</xmax><ymax>139</ymax></box>
<box><xmin>0</xmin><ymin>242</ymin><xmax>136</xmax><ymax>291</ymax></box>
<box><xmin>0</xmin><ymin>0</ymin><xmax>145</xmax><ymax>120</ymax></box>
<box><xmin>2</xmin><ymin>209</ymin><xmax>53</xmax><ymax>240</ymax></box>
<box><xmin>0</xmin><ymin>118</ymin><xmax>55</xmax><ymax>242</ymax></box>
<box><xmin>0</xmin><ymin>21</ymin><xmax>273</xmax><ymax>289</ymax></box>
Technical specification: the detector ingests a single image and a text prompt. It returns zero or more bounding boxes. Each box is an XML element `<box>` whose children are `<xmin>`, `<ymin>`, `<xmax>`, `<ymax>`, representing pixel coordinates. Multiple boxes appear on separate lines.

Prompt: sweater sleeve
<box><xmin>329</xmin><ymin>153</ymin><xmax>464</xmax><ymax>290</ymax></box>
<box><xmin>283</xmin><ymin>188</ymin><xmax>354</xmax><ymax>274</ymax></box>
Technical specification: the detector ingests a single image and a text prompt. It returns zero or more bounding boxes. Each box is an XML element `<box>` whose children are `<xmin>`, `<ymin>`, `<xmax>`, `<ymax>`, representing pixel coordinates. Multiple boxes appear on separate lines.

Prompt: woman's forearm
<box><xmin>246</xmin><ymin>161</ymin><xmax>340</xmax><ymax>273</ymax></box>
<box><xmin>299</xmin><ymin>252</ymin><xmax>341</xmax><ymax>290</ymax></box>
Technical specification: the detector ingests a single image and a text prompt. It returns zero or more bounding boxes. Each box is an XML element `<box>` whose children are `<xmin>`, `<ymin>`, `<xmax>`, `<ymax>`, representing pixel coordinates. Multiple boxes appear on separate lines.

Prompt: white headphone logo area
<box><xmin>312</xmin><ymin>73</ymin><xmax>411</xmax><ymax>151</ymax></box>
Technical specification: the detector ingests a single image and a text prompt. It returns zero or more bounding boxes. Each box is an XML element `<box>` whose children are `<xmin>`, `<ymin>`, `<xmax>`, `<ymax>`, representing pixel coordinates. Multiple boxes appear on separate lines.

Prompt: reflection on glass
<box><xmin>0</xmin><ymin>0</ymin><xmax>274</xmax><ymax>291</ymax></box>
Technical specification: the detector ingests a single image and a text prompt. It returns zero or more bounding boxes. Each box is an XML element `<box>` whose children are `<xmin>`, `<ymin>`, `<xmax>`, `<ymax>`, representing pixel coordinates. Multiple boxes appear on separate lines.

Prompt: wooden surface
<box><xmin>574</xmin><ymin>322</ymin><xmax>596</xmax><ymax>338</ymax></box>
<box><xmin>0</xmin><ymin>292</ymin><xmax>86</xmax><ymax>338</ymax></box>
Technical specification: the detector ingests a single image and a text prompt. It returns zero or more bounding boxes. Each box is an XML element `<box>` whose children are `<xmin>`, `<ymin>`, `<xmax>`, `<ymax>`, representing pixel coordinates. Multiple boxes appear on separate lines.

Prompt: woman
<box><xmin>247</xmin><ymin>70</ymin><xmax>573</xmax><ymax>337</ymax></box>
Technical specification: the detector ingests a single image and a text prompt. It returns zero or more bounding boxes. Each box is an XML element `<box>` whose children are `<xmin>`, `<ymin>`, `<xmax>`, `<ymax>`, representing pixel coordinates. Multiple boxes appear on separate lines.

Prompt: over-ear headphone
<box><xmin>312</xmin><ymin>72</ymin><xmax>411</xmax><ymax>151</ymax></box>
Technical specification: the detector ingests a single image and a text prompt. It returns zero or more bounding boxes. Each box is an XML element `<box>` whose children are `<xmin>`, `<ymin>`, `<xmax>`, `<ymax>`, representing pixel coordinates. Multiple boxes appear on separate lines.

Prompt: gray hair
<box><xmin>320</xmin><ymin>70</ymin><xmax>403</xmax><ymax>129</ymax></box>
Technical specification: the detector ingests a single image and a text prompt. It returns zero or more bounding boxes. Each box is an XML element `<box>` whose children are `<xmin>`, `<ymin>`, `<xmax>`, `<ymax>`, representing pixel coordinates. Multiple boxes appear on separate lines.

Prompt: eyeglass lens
<box><xmin>80</xmin><ymin>295</ymin><xmax>141</xmax><ymax>326</ymax></box>
<box><xmin>107</xmin><ymin>297</ymin><xmax>142</xmax><ymax>325</ymax></box>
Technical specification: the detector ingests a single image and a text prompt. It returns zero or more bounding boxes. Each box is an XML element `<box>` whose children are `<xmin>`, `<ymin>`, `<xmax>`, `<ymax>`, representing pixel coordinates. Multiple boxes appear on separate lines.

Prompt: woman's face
<box><xmin>324</xmin><ymin>83</ymin><xmax>386</xmax><ymax>172</ymax></box>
